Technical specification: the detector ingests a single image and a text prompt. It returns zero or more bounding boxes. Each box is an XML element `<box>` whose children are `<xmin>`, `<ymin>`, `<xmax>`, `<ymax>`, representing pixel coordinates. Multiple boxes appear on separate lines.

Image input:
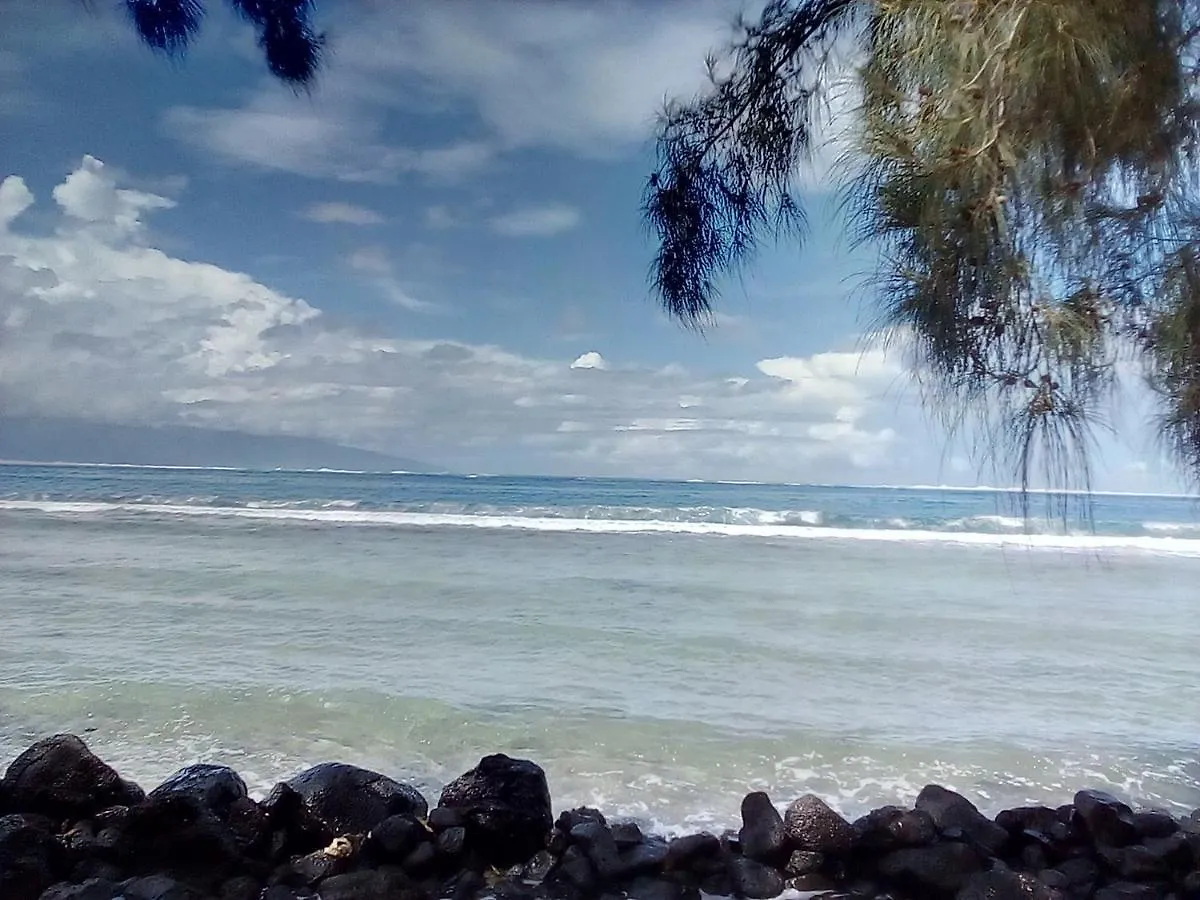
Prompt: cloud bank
<box><xmin>0</xmin><ymin>156</ymin><xmax>910</xmax><ymax>480</ymax></box>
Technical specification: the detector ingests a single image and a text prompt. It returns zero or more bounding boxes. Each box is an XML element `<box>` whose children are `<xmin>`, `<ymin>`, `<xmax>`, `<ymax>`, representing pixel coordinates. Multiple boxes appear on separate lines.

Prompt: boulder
<box><xmin>113</xmin><ymin>793</ymin><xmax>243</xmax><ymax>887</ymax></box>
<box><xmin>555</xmin><ymin>844</ymin><xmax>598</xmax><ymax>893</ymax></box>
<box><xmin>149</xmin><ymin>765</ymin><xmax>247</xmax><ymax>818</ymax></box>
<box><xmin>0</xmin><ymin>814</ymin><xmax>64</xmax><ymax>900</ymax></box>
<box><xmin>619</xmin><ymin>837</ymin><xmax>669</xmax><ymax>877</ymax></box>
<box><xmin>956</xmin><ymin>867</ymin><xmax>1059</xmax><ymax>900</ymax></box>
<box><xmin>364</xmin><ymin>813</ymin><xmax>430</xmax><ymax>864</ymax></box>
<box><xmin>855</xmin><ymin>805</ymin><xmax>938</xmax><ymax>849</ymax></box>
<box><xmin>994</xmin><ymin>807</ymin><xmax>1068</xmax><ymax>841</ymax></box>
<box><xmin>1132</xmin><ymin>810</ymin><xmax>1179</xmax><ymax>840</ymax></box>
<box><xmin>2</xmin><ymin>735</ymin><xmax>143</xmax><ymax>823</ymax></box>
<box><xmin>260</xmin><ymin>782</ymin><xmax>332</xmax><ymax>861</ymax></box>
<box><xmin>783</xmin><ymin>850</ymin><xmax>823</xmax><ymax>876</ymax></box>
<box><xmin>437</xmin><ymin>754</ymin><xmax>552</xmax><ymax>868</ymax></box>
<box><xmin>37</xmin><ymin>879</ymin><xmax>124</xmax><ymax>900</ymax></box>
<box><xmin>739</xmin><ymin>792</ymin><xmax>787</xmax><ymax>864</ymax></box>
<box><xmin>727</xmin><ymin>855</ymin><xmax>784</xmax><ymax>899</ymax></box>
<box><xmin>570</xmin><ymin>819</ymin><xmax>624</xmax><ymax>882</ymax></box>
<box><xmin>878</xmin><ymin>842</ymin><xmax>986</xmax><ymax>897</ymax></box>
<box><xmin>285</xmin><ymin>763</ymin><xmax>426</xmax><ymax>837</ymax></box>
<box><xmin>625</xmin><ymin>876</ymin><xmax>692</xmax><ymax>900</ymax></box>
<box><xmin>314</xmin><ymin>868</ymin><xmax>418</xmax><ymax>900</ymax></box>
<box><xmin>217</xmin><ymin>875</ymin><xmax>263</xmax><ymax>900</ymax></box>
<box><xmin>663</xmin><ymin>833</ymin><xmax>721</xmax><ymax>872</ymax></box>
<box><xmin>118</xmin><ymin>874</ymin><xmax>207</xmax><ymax>900</ymax></box>
<box><xmin>1092</xmin><ymin>884</ymin><xmax>1163</xmax><ymax>900</ymax></box>
<box><xmin>612</xmin><ymin>821</ymin><xmax>646</xmax><ymax>850</ymax></box>
<box><xmin>783</xmin><ymin>795</ymin><xmax>855</xmax><ymax>854</ymax></box>
<box><xmin>916</xmin><ymin>786</ymin><xmax>1008</xmax><ymax>855</ymax></box>
<box><xmin>1073</xmin><ymin>790</ymin><xmax>1137</xmax><ymax>847</ymax></box>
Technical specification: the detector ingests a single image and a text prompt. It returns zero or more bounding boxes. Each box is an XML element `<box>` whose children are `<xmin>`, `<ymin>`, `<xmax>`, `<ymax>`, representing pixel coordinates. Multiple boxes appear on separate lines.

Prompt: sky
<box><xmin>0</xmin><ymin>0</ymin><xmax>1187</xmax><ymax>490</ymax></box>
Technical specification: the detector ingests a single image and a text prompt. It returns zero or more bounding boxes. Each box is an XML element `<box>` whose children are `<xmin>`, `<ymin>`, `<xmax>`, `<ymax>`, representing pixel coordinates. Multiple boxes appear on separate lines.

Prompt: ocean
<box><xmin>1</xmin><ymin>463</ymin><xmax>1198</xmax><ymax>832</ymax></box>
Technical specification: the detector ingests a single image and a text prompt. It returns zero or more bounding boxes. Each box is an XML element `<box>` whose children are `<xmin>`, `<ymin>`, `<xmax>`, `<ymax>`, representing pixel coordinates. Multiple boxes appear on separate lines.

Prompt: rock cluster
<box><xmin>2</xmin><ymin>734</ymin><xmax>1198</xmax><ymax>900</ymax></box>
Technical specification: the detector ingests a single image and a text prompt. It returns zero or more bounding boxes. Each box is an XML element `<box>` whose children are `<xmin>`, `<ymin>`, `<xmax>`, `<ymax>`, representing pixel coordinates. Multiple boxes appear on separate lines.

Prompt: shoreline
<box><xmin>2</xmin><ymin>735</ymin><xmax>1197</xmax><ymax>900</ymax></box>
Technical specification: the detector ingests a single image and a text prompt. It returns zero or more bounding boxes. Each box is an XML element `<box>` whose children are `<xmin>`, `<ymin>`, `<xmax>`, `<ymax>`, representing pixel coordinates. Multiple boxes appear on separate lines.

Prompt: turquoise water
<box><xmin>1</xmin><ymin>463</ymin><xmax>1197</xmax><ymax>829</ymax></box>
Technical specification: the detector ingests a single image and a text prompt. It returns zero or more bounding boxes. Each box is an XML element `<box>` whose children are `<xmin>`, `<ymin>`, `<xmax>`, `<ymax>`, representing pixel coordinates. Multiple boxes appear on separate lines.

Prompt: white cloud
<box><xmin>0</xmin><ymin>176</ymin><xmax>34</xmax><ymax>226</ymax></box>
<box><xmin>491</xmin><ymin>203</ymin><xmax>581</xmax><ymax>238</ymax></box>
<box><xmin>345</xmin><ymin>245</ymin><xmax>433</xmax><ymax>312</ymax></box>
<box><xmin>301</xmin><ymin>202</ymin><xmax>385</xmax><ymax>225</ymax></box>
<box><xmin>571</xmin><ymin>351</ymin><xmax>607</xmax><ymax>370</ymax></box>
<box><xmin>160</xmin><ymin>0</ymin><xmax>741</xmax><ymax>179</ymax></box>
<box><xmin>0</xmin><ymin>156</ymin><xmax>920</xmax><ymax>482</ymax></box>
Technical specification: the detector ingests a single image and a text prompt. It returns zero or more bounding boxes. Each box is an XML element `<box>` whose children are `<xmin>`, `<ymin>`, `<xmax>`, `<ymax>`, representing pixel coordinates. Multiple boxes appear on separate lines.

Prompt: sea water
<box><xmin>1</xmin><ymin>463</ymin><xmax>1197</xmax><ymax>830</ymax></box>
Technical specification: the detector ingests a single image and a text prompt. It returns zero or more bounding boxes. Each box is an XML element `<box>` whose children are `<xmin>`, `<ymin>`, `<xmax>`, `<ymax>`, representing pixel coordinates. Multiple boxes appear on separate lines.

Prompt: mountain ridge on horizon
<box><xmin>0</xmin><ymin>416</ymin><xmax>431</xmax><ymax>473</ymax></box>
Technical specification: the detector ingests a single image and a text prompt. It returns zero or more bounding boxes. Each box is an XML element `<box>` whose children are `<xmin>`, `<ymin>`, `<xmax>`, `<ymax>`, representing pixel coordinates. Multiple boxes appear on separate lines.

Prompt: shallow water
<box><xmin>1</xmin><ymin>464</ymin><xmax>1198</xmax><ymax>829</ymax></box>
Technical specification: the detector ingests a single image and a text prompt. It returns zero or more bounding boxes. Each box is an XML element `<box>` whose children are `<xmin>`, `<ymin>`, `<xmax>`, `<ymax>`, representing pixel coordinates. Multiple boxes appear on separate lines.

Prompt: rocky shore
<box><xmin>1</xmin><ymin>735</ymin><xmax>1198</xmax><ymax>900</ymax></box>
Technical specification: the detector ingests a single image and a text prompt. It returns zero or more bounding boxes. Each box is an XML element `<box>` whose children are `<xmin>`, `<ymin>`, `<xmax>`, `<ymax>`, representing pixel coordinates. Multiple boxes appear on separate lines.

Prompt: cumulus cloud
<box><xmin>490</xmin><ymin>203</ymin><xmax>581</xmax><ymax>238</ymax></box>
<box><xmin>0</xmin><ymin>157</ymin><xmax>916</xmax><ymax>481</ymax></box>
<box><xmin>301</xmin><ymin>202</ymin><xmax>385</xmax><ymax>225</ymax></box>
<box><xmin>571</xmin><ymin>351</ymin><xmax>607</xmax><ymax>370</ymax></box>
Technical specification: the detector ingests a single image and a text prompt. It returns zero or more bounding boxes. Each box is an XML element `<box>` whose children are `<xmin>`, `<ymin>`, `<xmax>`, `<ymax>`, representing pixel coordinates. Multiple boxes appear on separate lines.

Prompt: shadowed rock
<box><xmin>1073</xmin><ymin>791</ymin><xmax>1137</xmax><ymax>848</ymax></box>
<box><xmin>1</xmin><ymin>813</ymin><xmax>65</xmax><ymax>900</ymax></box>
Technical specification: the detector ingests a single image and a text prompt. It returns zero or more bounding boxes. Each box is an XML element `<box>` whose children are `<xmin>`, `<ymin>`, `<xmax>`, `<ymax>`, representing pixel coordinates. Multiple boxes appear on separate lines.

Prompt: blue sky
<box><xmin>0</xmin><ymin>0</ymin><xmax>1185</xmax><ymax>490</ymax></box>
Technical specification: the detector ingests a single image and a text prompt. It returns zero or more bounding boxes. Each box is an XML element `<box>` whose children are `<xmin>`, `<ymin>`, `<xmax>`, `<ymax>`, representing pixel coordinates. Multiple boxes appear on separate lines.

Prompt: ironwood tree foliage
<box><xmin>118</xmin><ymin>0</ymin><xmax>1200</xmax><ymax>490</ymax></box>
<box><xmin>646</xmin><ymin>0</ymin><xmax>1200</xmax><ymax>491</ymax></box>
<box><xmin>121</xmin><ymin>0</ymin><xmax>323</xmax><ymax>84</ymax></box>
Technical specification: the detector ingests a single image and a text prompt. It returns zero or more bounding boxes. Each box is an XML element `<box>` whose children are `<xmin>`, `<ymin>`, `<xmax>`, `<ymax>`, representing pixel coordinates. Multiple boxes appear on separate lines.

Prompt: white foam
<box><xmin>3</xmin><ymin>500</ymin><xmax>1200</xmax><ymax>556</ymax></box>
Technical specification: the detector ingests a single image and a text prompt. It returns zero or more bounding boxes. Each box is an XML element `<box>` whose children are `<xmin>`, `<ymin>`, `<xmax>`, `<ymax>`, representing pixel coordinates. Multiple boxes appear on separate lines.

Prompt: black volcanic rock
<box><xmin>438</xmin><ymin>754</ymin><xmax>552</xmax><ymax>869</ymax></box>
<box><xmin>149</xmin><ymin>765</ymin><xmax>247</xmax><ymax>819</ymax></box>
<box><xmin>916</xmin><ymin>785</ymin><xmax>1008</xmax><ymax>855</ymax></box>
<box><xmin>285</xmin><ymin>763</ymin><xmax>426</xmax><ymax>836</ymax></box>
<box><xmin>1073</xmin><ymin>790</ymin><xmax>1137</xmax><ymax>848</ymax></box>
<box><xmin>2</xmin><ymin>736</ymin><xmax>143</xmax><ymax>824</ymax></box>
<box><xmin>739</xmin><ymin>792</ymin><xmax>787</xmax><ymax>864</ymax></box>
<box><xmin>783</xmin><ymin>795</ymin><xmax>855</xmax><ymax>854</ymax></box>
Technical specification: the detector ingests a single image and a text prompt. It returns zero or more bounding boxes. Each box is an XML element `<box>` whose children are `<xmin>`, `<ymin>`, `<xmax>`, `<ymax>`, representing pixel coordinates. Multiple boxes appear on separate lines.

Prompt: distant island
<box><xmin>0</xmin><ymin>417</ymin><xmax>431</xmax><ymax>472</ymax></box>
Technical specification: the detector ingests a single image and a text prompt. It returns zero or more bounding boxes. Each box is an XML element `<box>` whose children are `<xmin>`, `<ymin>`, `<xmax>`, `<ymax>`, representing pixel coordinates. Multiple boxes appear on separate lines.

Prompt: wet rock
<box><xmin>739</xmin><ymin>792</ymin><xmax>787</xmax><ymax>864</ymax></box>
<box><xmin>619</xmin><ymin>836</ymin><xmax>669</xmax><ymax>877</ymax></box>
<box><xmin>783</xmin><ymin>795</ymin><xmax>855</xmax><ymax>854</ymax></box>
<box><xmin>556</xmin><ymin>844</ymin><xmax>598</xmax><ymax>893</ymax></box>
<box><xmin>916</xmin><ymin>786</ymin><xmax>1008</xmax><ymax>855</ymax></box>
<box><xmin>1</xmin><ymin>814</ymin><xmax>65</xmax><ymax>900</ymax></box>
<box><xmin>612</xmin><ymin>821</ymin><xmax>646</xmax><ymax>850</ymax></box>
<box><xmin>1097</xmin><ymin>843</ymin><xmax>1171</xmax><ymax>882</ymax></box>
<box><xmin>783</xmin><ymin>849</ymin><xmax>823</xmax><ymax>876</ymax></box>
<box><xmin>315</xmin><ymin>868</ymin><xmax>418</xmax><ymax>900</ymax></box>
<box><xmin>366</xmin><ymin>813</ymin><xmax>430</xmax><ymax>864</ymax></box>
<box><xmin>784</xmin><ymin>872</ymin><xmax>838</xmax><ymax>894</ymax></box>
<box><xmin>116</xmin><ymin>794</ymin><xmax>243</xmax><ymax>886</ymax></box>
<box><xmin>437</xmin><ymin>825</ymin><xmax>467</xmax><ymax>861</ymax></box>
<box><xmin>626</xmin><ymin>876</ymin><xmax>692</xmax><ymax>900</ymax></box>
<box><xmin>1049</xmin><ymin>856</ymin><xmax>1099</xmax><ymax>892</ymax></box>
<box><xmin>556</xmin><ymin>807</ymin><xmax>607</xmax><ymax>834</ymax></box>
<box><xmin>286</xmin><ymin>836</ymin><xmax>356</xmax><ymax>885</ymax></box>
<box><xmin>260</xmin><ymin>782</ymin><xmax>332</xmax><ymax>860</ymax></box>
<box><xmin>285</xmin><ymin>763</ymin><xmax>426</xmax><ymax>837</ymax></box>
<box><xmin>428</xmin><ymin>806</ymin><xmax>463</xmax><ymax>832</ymax></box>
<box><xmin>1073</xmin><ymin>790</ymin><xmax>1137</xmax><ymax>848</ymax></box>
<box><xmin>663</xmin><ymin>832</ymin><xmax>721</xmax><ymax>872</ymax></box>
<box><xmin>727</xmin><ymin>855</ymin><xmax>784</xmax><ymax>899</ymax></box>
<box><xmin>1092</xmin><ymin>884</ymin><xmax>1163</xmax><ymax>900</ymax></box>
<box><xmin>438</xmin><ymin>754</ymin><xmax>553</xmax><ymax>869</ymax></box>
<box><xmin>119</xmin><ymin>874</ymin><xmax>206</xmax><ymax>900</ymax></box>
<box><xmin>522</xmin><ymin>849</ymin><xmax>556</xmax><ymax>882</ymax></box>
<box><xmin>570</xmin><ymin>819</ymin><xmax>623</xmax><ymax>881</ymax></box>
<box><xmin>148</xmin><ymin>764</ymin><xmax>247</xmax><ymax>818</ymax></box>
<box><xmin>1132</xmin><ymin>810</ymin><xmax>1179</xmax><ymax>840</ymax></box>
<box><xmin>955</xmin><ymin>867</ymin><xmax>1059</xmax><ymax>900</ymax></box>
<box><xmin>401</xmin><ymin>839</ymin><xmax>437</xmax><ymax>876</ymax></box>
<box><xmin>1181</xmin><ymin>871</ymin><xmax>1200</xmax><ymax>899</ymax></box>
<box><xmin>995</xmin><ymin>807</ymin><xmax>1068</xmax><ymax>842</ymax></box>
<box><xmin>223</xmin><ymin>795</ymin><xmax>269</xmax><ymax>856</ymax></box>
<box><xmin>855</xmin><ymin>805</ymin><xmax>938</xmax><ymax>849</ymax></box>
<box><xmin>217</xmin><ymin>875</ymin><xmax>262</xmax><ymax>900</ymax></box>
<box><xmin>37</xmin><ymin>879</ymin><xmax>124</xmax><ymax>900</ymax></box>
<box><xmin>878</xmin><ymin>842</ymin><xmax>985</xmax><ymax>897</ymax></box>
<box><xmin>2</xmin><ymin>736</ymin><xmax>143</xmax><ymax>824</ymax></box>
